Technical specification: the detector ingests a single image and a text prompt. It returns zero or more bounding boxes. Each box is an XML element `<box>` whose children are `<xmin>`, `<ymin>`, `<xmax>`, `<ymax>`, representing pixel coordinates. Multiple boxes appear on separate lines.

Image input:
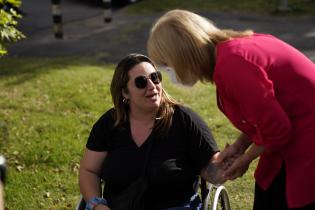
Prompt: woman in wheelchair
<box><xmin>79</xmin><ymin>53</ymin><xmax>226</xmax><ymax>210</ymax></box>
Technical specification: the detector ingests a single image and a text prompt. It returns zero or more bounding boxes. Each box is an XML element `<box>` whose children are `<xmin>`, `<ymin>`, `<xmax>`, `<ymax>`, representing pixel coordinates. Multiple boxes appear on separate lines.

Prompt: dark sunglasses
<box><xmin>134</xmin><ymin>71</ymin><xmax>162</xmax><ymax>89</ymax></box>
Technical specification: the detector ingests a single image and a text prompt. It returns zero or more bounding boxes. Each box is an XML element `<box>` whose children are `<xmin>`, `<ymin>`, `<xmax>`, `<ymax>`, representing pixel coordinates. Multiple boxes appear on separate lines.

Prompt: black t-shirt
<box><xmin>86</xmin><ymin>105</ymin><xmax>219</xmax><ymax>210</ymax></box>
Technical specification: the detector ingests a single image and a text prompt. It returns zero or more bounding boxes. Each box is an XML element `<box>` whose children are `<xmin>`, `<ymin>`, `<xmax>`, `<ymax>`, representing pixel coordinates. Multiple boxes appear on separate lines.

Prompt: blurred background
<box><xmin>4</xmin><ymin>0</ymin><xmax>315</xmax><ymax>61</ymax></box>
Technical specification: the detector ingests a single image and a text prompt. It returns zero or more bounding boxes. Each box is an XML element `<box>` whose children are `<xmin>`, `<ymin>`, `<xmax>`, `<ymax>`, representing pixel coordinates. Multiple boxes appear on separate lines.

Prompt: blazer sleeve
<box><xmin>216</xmin><ymin>54</ymin><xmax>291</xmax><ymax>154</ymax></box>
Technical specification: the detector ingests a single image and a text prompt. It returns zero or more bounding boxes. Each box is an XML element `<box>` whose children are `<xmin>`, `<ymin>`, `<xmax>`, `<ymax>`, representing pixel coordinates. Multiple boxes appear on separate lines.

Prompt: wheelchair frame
<box><xmin>75</xmin><ymin>177</ymin><xmax>231</xmax><ymax>210</ymax></box>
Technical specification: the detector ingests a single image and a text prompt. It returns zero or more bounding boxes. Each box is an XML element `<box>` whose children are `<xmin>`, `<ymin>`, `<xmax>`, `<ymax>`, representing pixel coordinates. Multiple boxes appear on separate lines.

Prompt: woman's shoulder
<box><xmin>172</xmin><ymin>105</ymin><xmax>213</xmax><ymax>138</ymax></box>
<box><xmin>175</xmin><ymin>104</ymin><xmax>193</xmax><ymax>115</ymax></box>
<box><xmin>97</xmin><ymin>107</ymin><xmax>115</xmax><ymax>120</ymax></box>
<box><xmin>92</xmin><ymin>108</ymin><xmax>116</xmax><ymax>128</ymax></box>
<box><xmin>174</xmin><ymin>105</ymin><xmax>204</xmax><ymax>123</ymax></box>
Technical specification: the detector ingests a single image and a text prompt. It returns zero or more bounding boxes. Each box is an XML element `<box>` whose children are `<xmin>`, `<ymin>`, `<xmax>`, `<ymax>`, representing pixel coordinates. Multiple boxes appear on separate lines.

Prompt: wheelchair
<box><xmin>75</xmin><ymin>177</ymin><xmax>231</xmax><ymax>210</ymax></box>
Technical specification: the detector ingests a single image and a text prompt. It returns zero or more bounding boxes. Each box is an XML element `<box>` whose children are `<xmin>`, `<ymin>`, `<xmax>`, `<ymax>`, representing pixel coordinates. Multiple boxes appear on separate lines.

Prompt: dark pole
<box><xmin>51</xmin><ymin>0</ymin><xmax>63</xmax><ymax>39</ymax></box>
<box><xmin>102</xmin><ymin>0</ymin><xmax>112</xmax><ymax>23</ymax></box>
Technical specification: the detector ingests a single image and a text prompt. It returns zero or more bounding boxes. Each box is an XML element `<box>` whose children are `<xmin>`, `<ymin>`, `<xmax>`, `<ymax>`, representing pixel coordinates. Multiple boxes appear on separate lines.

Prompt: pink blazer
<box><xmin>213</xmin><ymin>33</ymin><xmax>315</xmax><ymax>208</ymax></box>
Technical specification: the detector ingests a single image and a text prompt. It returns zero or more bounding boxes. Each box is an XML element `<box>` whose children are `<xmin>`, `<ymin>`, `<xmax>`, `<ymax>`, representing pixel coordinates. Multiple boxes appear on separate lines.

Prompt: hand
<box><xmin>215</xmin><ymin>143</ymin><xmax>243</xmax><ymax>167</ymax></box>
<box><xmin>222</xmin><ymin>154</ymin><xmax>250</xmax><ymax>181</ymax></box>
<box><xmin>203</xmin><ymin>152</ymin><xmax>229</xmax><ymax>184</ymax></box>
<box><xmin>95</xmin><ymin>204</ymin><xmax>111</xmax><ymax>210</ymax></box>
<box><xmin>221</xmin><ymin>153</ymin><xmax>241</xmax><ymax>171</ymax></box>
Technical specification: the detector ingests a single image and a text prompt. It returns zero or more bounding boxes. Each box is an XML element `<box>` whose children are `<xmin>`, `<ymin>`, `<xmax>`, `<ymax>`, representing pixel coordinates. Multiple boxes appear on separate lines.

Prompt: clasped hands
<box><xmin>213</xmin><ymin>143</ymin><xmax>251</xmax><ymax>183</ymax></box>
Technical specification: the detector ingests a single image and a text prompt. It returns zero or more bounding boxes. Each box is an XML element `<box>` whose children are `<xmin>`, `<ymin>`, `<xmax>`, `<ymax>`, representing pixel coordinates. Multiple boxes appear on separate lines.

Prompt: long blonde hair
<box><xmin>110</xmin><ymin>53</ymin><xmax>178</xmax><ymax>135</ymax></box>
<box><xmin>148</xmin><ymin>9</ymin><xmax>253</xmax><ymax>83</ymax></box>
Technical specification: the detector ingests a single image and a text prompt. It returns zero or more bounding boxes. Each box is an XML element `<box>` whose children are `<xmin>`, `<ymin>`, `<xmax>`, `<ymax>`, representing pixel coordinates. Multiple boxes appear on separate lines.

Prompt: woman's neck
<box><xmin>129</xmin><ymin>109</ymin><xmax>157</xmax><ymax>125</ymax></box>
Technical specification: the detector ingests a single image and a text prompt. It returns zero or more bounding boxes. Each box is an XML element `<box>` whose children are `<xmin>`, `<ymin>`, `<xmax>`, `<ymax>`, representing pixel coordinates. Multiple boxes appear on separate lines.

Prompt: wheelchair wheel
<box><xmin>211</xmin><ymin>186</ymin><xmax>231</xmax><ymax>210</ymax></box>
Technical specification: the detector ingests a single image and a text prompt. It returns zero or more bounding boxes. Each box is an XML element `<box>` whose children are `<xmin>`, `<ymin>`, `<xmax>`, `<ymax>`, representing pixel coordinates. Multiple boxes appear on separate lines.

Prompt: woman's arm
<box><xmin>233</xmin><ymin>133</ymin><xmax>252</xmax><ymax>154</ymax></box>
<box><xmin>200</xmin><ymin>152</ymin><xmax>227</xmax><ymax>184</ymax></box>
<box><xmin>223</xmin><ymin>143</ymin><xmax>264</xmax><ymax>180</ymax></box>
<box><xmin>200</xmin><ymin>133</ymin><xmax>253</xmax><ymax>184</ymax></box>
<box><xmin>217</xmin><ymin>133</ymin><xmax>252</xmax><ymax>165</ymax></box>
<box><xmin>79</xmin><ymin>149</ymin><xmax>109</xmax><ymax>210</ymax></box>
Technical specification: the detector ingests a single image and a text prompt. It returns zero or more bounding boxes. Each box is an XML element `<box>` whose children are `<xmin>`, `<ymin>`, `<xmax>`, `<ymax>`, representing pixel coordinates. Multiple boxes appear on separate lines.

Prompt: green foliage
<box><xmin>0</xmin><ymin>0</ymin><xmax>21</xmax><ymax>7</ymax></box>
<box><xmin>0</xmin><ymin>0</ymin><xmax>25</xmax><ymax>57</ymax></box>
<box><xmin>0</xmin><ymin>57</ymin><xmax>255</xmax><ymax>209</ymax></box>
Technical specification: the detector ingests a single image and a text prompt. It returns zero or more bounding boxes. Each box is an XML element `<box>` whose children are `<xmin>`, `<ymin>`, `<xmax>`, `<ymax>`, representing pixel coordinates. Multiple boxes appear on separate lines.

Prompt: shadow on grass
<box><xmin>0</xmin><ymin>56</ymin><xmax>108</xmax><ymax>86</ymax></box>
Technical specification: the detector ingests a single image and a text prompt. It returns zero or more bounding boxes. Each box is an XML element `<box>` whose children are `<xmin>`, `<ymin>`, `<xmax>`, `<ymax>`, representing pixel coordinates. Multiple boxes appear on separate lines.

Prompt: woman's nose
<box><xmin>146</xmin><ymin>78</ymin><xmax>156</xmax><ymax>89</ymax></box>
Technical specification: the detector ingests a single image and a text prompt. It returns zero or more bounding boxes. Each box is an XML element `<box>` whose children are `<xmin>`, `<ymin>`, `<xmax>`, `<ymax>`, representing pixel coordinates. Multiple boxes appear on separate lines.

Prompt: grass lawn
<box><xmin>0</xmin><ymin>57</ymin><xmax>257</xmax><ymax>209</ymax></box>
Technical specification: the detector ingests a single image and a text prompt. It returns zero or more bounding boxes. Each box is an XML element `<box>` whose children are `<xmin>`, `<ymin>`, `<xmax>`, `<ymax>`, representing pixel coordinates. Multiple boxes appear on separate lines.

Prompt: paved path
<box><xmin>6</xmin><ymin>0</ymin><xmax>315</xmax><ymax>62</ymax></box>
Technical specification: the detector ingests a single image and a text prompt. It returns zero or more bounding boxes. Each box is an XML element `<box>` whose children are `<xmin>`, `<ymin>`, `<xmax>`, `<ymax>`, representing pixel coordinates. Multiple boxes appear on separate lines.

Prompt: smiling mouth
<box><xmin>146</xmin><ymin>93</ymin><xmax>158</xmax><ymax>99</ymax></box>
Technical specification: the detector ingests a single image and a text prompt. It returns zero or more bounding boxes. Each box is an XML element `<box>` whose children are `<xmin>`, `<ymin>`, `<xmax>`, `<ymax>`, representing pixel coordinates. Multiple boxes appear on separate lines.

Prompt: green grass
<box><xmin>125</xmin><ymin>0</ymin><xmax>315</xmax><ymax>16</ymax></box>
<box><xmin>0</xmin><ymin>57</ymin><xmax>256</xmax><ymax>209</ymax></box>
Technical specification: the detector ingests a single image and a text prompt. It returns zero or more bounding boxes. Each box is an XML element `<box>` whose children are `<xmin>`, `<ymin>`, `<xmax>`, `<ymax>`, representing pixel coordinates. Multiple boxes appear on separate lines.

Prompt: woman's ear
<box><xmin>122</xmin><ymin>88</ymin><xmax>129</xmax><ymax>100</ymax></box>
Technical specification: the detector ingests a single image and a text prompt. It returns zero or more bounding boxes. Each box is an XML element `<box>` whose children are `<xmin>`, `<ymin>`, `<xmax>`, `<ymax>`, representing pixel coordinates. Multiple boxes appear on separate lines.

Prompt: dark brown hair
<box><xmin>110</xmin><ymin>53</ymin><xmax>179</xmax><ymax>134</ymax></box>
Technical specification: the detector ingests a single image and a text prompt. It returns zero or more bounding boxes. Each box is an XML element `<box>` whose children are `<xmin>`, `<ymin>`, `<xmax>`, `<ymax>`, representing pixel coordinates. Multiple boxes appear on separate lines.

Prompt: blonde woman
<box><xmin>148</xmin><ymin>9</ymin><xmax>315</xmax><ymax>210</ymax></box>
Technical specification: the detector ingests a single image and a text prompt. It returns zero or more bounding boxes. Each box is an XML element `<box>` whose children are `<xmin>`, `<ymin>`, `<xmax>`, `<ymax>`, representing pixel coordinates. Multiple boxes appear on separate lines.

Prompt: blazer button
<box><xmin>241</xmin><ymin>120</ymin><xmax>247</xmax><ymax>124</ymax></box>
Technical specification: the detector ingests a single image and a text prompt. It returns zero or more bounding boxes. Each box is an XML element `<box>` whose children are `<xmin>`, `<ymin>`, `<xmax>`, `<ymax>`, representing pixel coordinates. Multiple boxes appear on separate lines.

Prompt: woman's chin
<box><xmin>146</xmin><ymin>101</ymin><xmax>161</xmax><ymax>111</ymax></box>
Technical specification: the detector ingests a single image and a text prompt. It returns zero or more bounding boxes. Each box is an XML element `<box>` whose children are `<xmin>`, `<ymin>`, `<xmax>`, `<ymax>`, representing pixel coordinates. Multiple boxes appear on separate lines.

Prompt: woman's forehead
<box><xmin>129</xmin><ymin>62</ymin><xmax>156</xmax><ymax>77</ymax></box>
